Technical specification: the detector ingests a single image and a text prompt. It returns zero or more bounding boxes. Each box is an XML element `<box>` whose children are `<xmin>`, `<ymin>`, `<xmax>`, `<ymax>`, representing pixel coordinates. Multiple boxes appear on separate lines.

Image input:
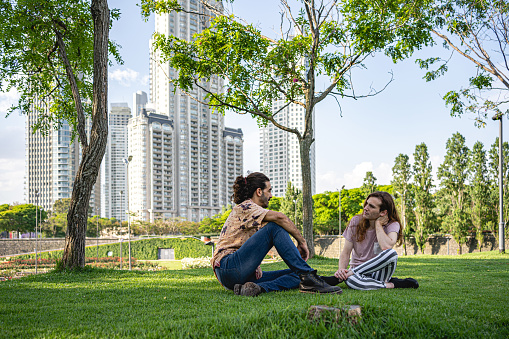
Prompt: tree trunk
<box><xmin>299</xmin><ymin>132</ymin><xmax>315</xmax><ymax>258</ymax></box>
<box><xmin>61</xmin><ymin>0</ymin><xmax>109</xmax><ymax>269</ymax></box>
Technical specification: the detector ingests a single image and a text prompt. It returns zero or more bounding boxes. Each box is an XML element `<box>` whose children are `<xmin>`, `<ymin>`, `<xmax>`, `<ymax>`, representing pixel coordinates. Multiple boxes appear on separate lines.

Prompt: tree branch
<box><xmin>314</xmin><ymin>53</ymin><xmax>364</xmax><ymax>104</ymax></box>
<box><xmin>54</xmin><ymin>28</ymin><xmax>88</xmax><ymax>150</ymax></box>
<box><xmin>186</xmin><ymin>79</ymin><xmax>303</xmax><ymax>138</ymax></box>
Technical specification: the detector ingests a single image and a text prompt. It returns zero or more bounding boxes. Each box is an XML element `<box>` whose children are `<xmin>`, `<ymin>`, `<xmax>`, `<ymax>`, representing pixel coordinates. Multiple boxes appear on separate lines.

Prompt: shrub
<box><xmin>12</xmin><ymin>237</ymin><xmax>211</xmax><ymax>261</ymax></box>
<box><xmin>181</xmin><ymin>257</ymin><xmax>212</xmax><ymax>269</ymax></box>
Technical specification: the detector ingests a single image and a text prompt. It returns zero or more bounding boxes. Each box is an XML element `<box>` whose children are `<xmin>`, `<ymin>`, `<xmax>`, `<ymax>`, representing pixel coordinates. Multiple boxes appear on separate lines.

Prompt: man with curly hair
<box><xmin>211</xmin><ymin>172</ymin><xmax>341</xmax><ymax>296</ymax></box>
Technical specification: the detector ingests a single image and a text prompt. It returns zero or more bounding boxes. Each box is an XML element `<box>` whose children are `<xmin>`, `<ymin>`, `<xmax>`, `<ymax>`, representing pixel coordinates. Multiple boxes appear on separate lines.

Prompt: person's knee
<box><xmin>383</xmin><ymin>248</ymin><xmax>398</xmax><ymax>260</ymax></box>
<box><xmin>344</xmin><ymin>277</ymin><xmax>359</xmax><ymax>290</ymax></box>
<box><xmin>264</xmin><ymin>221</ymin><xmax>288</xmax><ymax>234</ymax></box>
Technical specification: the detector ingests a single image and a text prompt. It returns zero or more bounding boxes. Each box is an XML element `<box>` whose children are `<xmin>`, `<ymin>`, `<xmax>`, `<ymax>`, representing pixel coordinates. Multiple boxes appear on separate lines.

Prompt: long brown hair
<box><xmin>231</xmin><ymin>172</ymin><xmax>270</xmax><ymax>204</ymax></box>
<box><xmin>352</xmin><ymin>191</ymin><xmax>403</xmax><ymax>246</ymax></box>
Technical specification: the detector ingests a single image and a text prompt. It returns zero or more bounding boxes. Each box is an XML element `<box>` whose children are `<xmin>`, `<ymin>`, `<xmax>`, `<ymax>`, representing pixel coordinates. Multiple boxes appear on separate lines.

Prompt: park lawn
<box><xmin>139</xmin><ymin>260</ymin><xmax>183</xmax><ymax>270</ymax></box>
<box><xmin>0</xmin><ymin>251</ymin><xmax>508</xmax><ymax>338</ymax></box>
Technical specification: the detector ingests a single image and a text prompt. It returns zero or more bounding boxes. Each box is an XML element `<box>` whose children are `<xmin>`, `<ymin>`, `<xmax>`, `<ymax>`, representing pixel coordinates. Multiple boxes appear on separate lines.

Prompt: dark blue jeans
<box><xmin>214</xmin><ymin>222</ymin><xmax>314</xmax><ymax>292</ymax></box>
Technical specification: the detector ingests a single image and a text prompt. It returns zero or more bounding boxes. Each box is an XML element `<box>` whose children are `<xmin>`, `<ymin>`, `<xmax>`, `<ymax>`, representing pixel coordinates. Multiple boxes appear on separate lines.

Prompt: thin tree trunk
<box><xmin>300</xmin><ymin>132</ymin><xmax>315</xmax><ymax>258</ymax></box>
<box><xmin>61</xmin><ymin>0</ymin><xmax>109</xmax><ymax>269</ymax></box>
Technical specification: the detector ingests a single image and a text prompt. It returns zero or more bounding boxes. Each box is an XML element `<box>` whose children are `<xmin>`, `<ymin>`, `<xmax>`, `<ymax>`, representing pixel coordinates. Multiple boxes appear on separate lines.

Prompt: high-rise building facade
<box><xmin>145</xmin><ymin>0</ymin><xmax>243</xmax><ymax>222</ymax></box>
<box><xmin>133</xmin><ymin>91</ymin><xmax>148</xmax><ymax>117</ymax></box>
<box><xmin>102</xmin><ymin>103</ymin><xmax>131</xmax><ymax>221</ymax></box>
<box><xmin>25</xmin><ymin>102</ymin><xmax>100</xmax><ymax>213</ymax></box>
<box><xmin>128</xmin><ymin>109</ymin><xmax>174</xmax><ymax>222</ymax></box>
<box><xmin>259</xmin><ymin>101</ymin><xmax>316</xmax><ymax>197</ymax></box>
<box><xmin>222</xmin><ymin>128</ymin><xmax>243</xmax><ymax>206</ymax></box>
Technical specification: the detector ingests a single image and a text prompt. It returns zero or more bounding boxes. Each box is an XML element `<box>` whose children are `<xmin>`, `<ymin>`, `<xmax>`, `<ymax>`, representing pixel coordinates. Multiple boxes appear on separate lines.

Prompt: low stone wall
<box><xmin>0</xmin><ymin>238</ymin><xmax>121</xmax><ymax>257</ymax></box>
<box><xmin>314</xmin><ymin>234</ymin><xmax>509</xmax><ymax>259</ymax></box>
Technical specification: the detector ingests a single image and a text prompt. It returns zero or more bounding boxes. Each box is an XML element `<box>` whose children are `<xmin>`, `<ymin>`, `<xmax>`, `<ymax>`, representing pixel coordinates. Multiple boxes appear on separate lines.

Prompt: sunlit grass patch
<box><xmin>0</xmin><ymin>251</ymin><xmax>507</xmax><ymax>338</ymax></box>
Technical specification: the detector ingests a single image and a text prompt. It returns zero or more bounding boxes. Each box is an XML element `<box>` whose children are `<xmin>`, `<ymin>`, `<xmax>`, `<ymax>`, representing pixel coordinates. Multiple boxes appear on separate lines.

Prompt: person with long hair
<box><xmin>334</xmin><ymin>191</ymin><xmax>419</xmax><ymax>290</ymax></box>
<box><xmin>211</xmin><ymin>172</ymin><xmax>342</xmax><ymax>296</ymax></box>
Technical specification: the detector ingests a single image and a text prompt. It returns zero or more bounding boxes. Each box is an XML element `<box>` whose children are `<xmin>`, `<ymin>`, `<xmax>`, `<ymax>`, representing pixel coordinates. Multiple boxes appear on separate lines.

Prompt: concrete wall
<box><xmin>0</xmin><ymin>238</ymin><xmax>121</xmax><ymax>257</ymax></box>
<box><xmin>314</xmin><ymin>235</ymin><xmax>509</xmax><ymax>259</ymax></box>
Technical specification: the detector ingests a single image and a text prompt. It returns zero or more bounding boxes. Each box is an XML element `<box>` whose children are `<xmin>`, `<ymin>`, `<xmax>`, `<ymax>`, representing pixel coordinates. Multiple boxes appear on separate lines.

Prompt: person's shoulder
<box><xmin>236</xmin><ymin>200</ymin><xmax>254</xmax><ymax>210</ymax></box>
<box><xmin>386</xmin><ymin>220</ymin><xmax>401</xmax><ymax>231</ymax></box>
<box><xmin>349</xmin><ymin>215</ymin><xmax>362</xmax><ymax>226</ymax></box>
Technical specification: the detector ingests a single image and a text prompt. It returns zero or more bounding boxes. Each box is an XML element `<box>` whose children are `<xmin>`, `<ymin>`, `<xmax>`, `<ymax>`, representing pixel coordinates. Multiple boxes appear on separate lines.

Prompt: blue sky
<box><xmin>0</xmin><ymin>0</ymin><xmax>507</xmax><ymax>204</ymax></box>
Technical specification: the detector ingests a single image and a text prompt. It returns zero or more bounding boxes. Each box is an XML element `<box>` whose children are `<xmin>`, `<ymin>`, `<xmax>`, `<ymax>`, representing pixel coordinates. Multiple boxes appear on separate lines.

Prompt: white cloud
<box><xmin>317</xmin><ymin>161</ymin><xmax>393</xmax><ymax>194</ymax></box>
<box><xmin>316</xmin><ymin>171</ymin><xmax>345</xmax><ymax>193</ymax></box>
<box><xmin>0</xmin><ymin>158</ymin><xmax>25</xmax><ymax>204</ymax></box>
<box><xmin>0</xmin><ymin>89</ymin><xmax>19</xmax><ymax>113</ymax></box>
<box><xmin>141</xmin><ymin>74</ymin><xmax>150</xmax><ymax>86</ymax></box>
<box><xmin>343</xmin><ymin>162</ymin><xmax>374</xmax><ymax>188</ymax></box>
<box><xmin>430</xmin><ymin>155</ymin><xmax>442</xmax><ymax>186</ymax></box>
<box><xmin>109</xmin><ymin>68</ymin><xmax>141</xmax><ymax>87</ymax></box>
<box><xmin>241</xmin><ymin>127</ymin><xmax>260</xmax><ymax>174</ymax></box>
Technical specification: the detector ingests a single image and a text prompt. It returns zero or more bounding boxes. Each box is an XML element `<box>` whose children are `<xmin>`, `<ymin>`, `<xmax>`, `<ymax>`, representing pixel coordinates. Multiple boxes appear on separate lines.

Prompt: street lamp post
<box><xmin>293</xmin><ymin>199</ymin><xmax>297</xmax><ymax>229</ymax></box>
<box><xmin>492</xmin><ymin>113</ymin><xmax>505</xmax><ymax>253</ymax></box>
<box><xmin>338</xmin><ymin>185</ymin><xmax>345</xmax><ymax>258</ymax></box>
<box><xmin>119</xmin><ymin>190</ymin><xmax>124</xmax><ymax>223</ymax></box>
<box><xmin>123</xmin><ymin>155</ymin><xmax>133</xmax><ymax>271</ymax></box>
<box><xmin>35</xmin><ymin>189</ymin><xmax>40</xmax><ymax>274</ymax></box>
<box><xmin>119</xmin><ymin>189</ymin><xmax>124</xmax><ymax>260</ymax></box>
<box><xmin>96</xmin><ymin>206</ymin><xmax>100</xmax><ymax>264</ymax></box>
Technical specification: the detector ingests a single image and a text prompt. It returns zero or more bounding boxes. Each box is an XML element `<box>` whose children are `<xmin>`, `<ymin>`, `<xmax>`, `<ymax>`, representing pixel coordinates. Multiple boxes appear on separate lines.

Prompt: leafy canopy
<box><xmin>142</xmin><ymin>0</ymin><xmax>434</xmax><ymax>128</ymax></box>
<box><xmin>417</xmin><ymin>0</ymin><xmax>509</xmax><ymax>126</ymax></box>
<box><xmin>0</xmin><ymin>0</ymin><xmax>121</xmax><ymax>134</ymax></box>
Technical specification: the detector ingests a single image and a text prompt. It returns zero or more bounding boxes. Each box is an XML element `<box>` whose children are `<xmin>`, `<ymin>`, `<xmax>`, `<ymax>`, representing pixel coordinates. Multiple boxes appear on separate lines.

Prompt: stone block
<box><xmin>308</xmin><ymin>305</ymin><xmax>362</xmax><ymax>325</ymax></box>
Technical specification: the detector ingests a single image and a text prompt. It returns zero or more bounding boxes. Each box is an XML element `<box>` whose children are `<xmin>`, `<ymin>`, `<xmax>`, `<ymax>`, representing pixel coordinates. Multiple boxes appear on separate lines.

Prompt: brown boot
<box><xmin>233</xmin><ymin>282</ymin><xmax>263</xmax><ymax>297</ymax></box>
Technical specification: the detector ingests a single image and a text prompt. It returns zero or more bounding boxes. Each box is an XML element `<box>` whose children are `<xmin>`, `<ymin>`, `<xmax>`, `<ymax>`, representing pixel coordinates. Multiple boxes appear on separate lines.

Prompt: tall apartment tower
<box><xmin>133</xmin><ymin>91</ymin><xmax>148</xmax><ymax>117</ymax></box>
<box><xmin>147</xmin><ymin>0</ymin><xmax>243</xmax><ymax>222</ymax></box>
<box><xmin>259</xmin><ymin>101</ymin><xmax>316</xmax><ymax>197</ymax></box>
<box><xmin>102</xmin><ymin>103</ymin><xmax>131</xmax><ymax>221</ymax></box>
<box><xmin>222</xmin><ymin>128</ymin><xmax>243</xmax><ymax>206</ymax></box>
<box><xmin>128</xmin><ymin>108</ymin><xmax>174</xmax><ymax>222</ymax></box>
<box><xmin>25</xmin><ymin>102</ymin><xmax>100</xmax><ymax>213</ymax></box>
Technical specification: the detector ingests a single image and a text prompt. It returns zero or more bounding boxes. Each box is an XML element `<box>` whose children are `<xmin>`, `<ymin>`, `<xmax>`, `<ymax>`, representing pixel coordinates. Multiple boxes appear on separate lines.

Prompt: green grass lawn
<box><xmin>139</xmin><ymin>260</ymin><xmax>183</xmax><ymax>270</ymax></box>
<box><xmin>0</xmin><ymin>251</ymin><xmax>508</xmax><ymax>338</ymax></box>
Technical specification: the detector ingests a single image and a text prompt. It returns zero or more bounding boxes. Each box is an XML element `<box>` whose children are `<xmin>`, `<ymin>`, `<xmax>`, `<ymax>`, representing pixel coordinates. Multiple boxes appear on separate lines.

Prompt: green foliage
<box><xmin>268</xmin><ymin>196</ymin><xmax>282</xmax><ymax>211</ymax></box>
<box><xmin>89</xmin><ymin>238</ymin><xmax>211</xmax><ymax>260</ymax></box>
<box><xmin>312</xmin><ymin>186</ymin><xmax>394</xmax><ymax>235</ymax></box>
<box><xmin>392</xmin><ymin>153</ymin><xmax>415</xmax><ymax>238</ymax></box>
<box><xmin>361</xmin><ymin>171</ymin><xmax>377</xmax><ymax>196</ymax></box>
<box><xmin>488</xmin><ymin>137</ymin><xmax>509</xmax><ymax>234</ymax></box>
<box><xmin>469</xmin><ymin>141</ymin><xmax>492</xmax><ymax>249</ymax></box>
<box><xmin>41</xmin><ymin>212</ymin><xmax>67</xmax><ymax>238</ymax></box>
<box><xmin>0</xmin><ymin>1</ymin><xmax>120</xmax><ymax>132</ymax></box>
<box><xmin>419</xmin><ymin>0</ymin><xmax>509</xmax><ymax>125</ymax></box>
<box><xmin>140</xmin><ymin>0</ymin><xmax>434</xmax><ymax>246</ymax></box>
<box><xmin>313</xmin><ymin>191</ymin><xmax>340</xmax><ymax>235</ymax></box>
<box><xmin>280</xmin><ymin>182</ymin><xmax>303</xmax><ymax>231</ymax></box>
<box><xmin>15</xmin><ymin>237</ymin><xmax>211</xmax><ymax>261</ymax></box>
<box><xmin>437</xmin><ymin>132</ymin><xmax>471</xmax><ymax>243</ymax></box>
<box><xmin>340</xmin><ymin>188</ymin><xmax>366</xmax><ymax>223</ymax></box>
<box><xmin>52</xmin><ymin>198</ymin><xmax>71</xmax><ymax>214</ymax></box>
<box><xmin>413</xmin><ymin>143</ymin><xmax>435</xmax><ymax>251</ymax></box>
<box><xmin>198</xmin><ymin>206</ymin><xmax>232</xmax><ymax>234</ymax></box>
<box><xmin>0</xmin><ymin>204</ymin><xmax>47</xmax><ymax>234</ymax></box>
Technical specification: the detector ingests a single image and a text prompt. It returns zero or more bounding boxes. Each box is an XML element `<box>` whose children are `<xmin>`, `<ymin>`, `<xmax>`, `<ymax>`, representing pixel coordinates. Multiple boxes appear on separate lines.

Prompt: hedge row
<box><xmin>11</xmin><ymin>237</ymin><xmax>212</xmax><ymax>261</ymax></box>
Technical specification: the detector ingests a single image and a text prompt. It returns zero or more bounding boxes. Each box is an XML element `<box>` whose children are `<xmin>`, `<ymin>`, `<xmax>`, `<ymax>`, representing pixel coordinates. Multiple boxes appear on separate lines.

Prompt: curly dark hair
<box><xmin>231</xmin><ymin>172</ymin><xmax>270</xmax><ymax>204</ymax></box>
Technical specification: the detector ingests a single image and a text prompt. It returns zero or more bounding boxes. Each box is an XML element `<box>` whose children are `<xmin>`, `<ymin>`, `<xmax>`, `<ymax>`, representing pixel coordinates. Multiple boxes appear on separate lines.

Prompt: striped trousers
<box><xmin>345</xmin><ymin>249</ymin><xmax>398</xmax><ymax>290</ymax></box>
